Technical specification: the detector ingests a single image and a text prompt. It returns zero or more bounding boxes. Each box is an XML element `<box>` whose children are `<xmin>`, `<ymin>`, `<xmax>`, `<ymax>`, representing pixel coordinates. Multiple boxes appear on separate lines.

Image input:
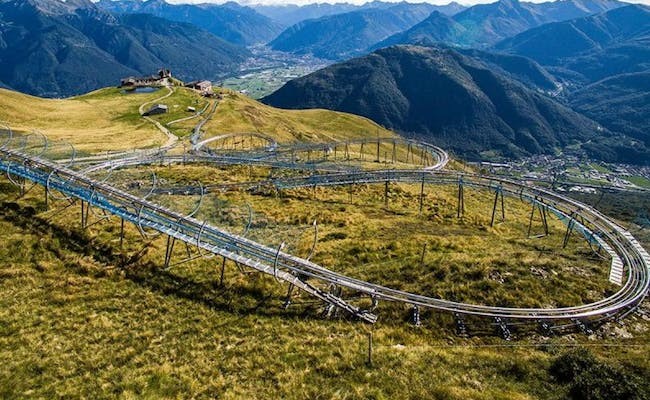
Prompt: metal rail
<box><xmin>1</xmin><ymin>136</ymin><xmax>648</xmax><ymax>328</ymax></box>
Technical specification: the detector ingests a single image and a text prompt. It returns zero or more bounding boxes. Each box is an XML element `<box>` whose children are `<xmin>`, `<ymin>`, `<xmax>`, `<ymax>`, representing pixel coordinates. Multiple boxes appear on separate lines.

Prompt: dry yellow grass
<box><xmin>206</xmin><ymin>89</ymin><xmax>396</xmax><ymax>144</ymax></box>
<box><xmin>0</xmin><ymin>88</ymin><xmax>167</xmax><ymax>154</ymax></box>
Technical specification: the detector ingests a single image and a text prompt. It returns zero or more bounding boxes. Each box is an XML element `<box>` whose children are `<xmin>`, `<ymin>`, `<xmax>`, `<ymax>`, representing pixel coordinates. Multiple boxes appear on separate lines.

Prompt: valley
<box><xmin>219</xmin><ymin>46</ymin><xmax>329</xmax><ymax>99</ymax></box>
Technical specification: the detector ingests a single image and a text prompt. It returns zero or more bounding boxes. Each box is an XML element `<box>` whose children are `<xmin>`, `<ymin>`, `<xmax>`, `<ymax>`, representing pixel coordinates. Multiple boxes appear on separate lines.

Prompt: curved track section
<box><xmin>1</xmin><ymin>135</ymin><xmax>648</xmax><ymax>329</ymax></box>
<box><xmin>193</xmin><ymin>136</ymin><xmax>449</xmax><ymax>171</ymax></box>
<box><xmin>82</xmin><ymin>138</ymin><xmax>449</xmax><ymax>175</ymax></box>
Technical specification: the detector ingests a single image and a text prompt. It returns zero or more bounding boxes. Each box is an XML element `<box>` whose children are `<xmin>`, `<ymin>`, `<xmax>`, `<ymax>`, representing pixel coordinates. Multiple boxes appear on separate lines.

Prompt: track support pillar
<box><xmin>457</xmin><ymin>178</ymin><xmax>465</xmax><ymax>219</ymax></box>
<box><xmin>164</xmin><ymin>235</ymin><xmax>176</xmax><ymax>269</ymax></box>
<box><xmin>412</xmin><ymin>305</ymin><xmax>421</xmax><ymax>327</ymax></box>
<box><xmin>490</xmin><ymin>186</ymin><xmax>505</xmax><ymax>227</ymax></box>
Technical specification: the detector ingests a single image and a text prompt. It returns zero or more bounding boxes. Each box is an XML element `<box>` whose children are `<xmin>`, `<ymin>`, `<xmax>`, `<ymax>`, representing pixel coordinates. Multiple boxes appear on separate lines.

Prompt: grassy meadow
<box><xmin>0</xmin><ymin>87</ymin><xmax>649</xmax><ymax>399</ymax></box>
<box><xmin>204</xmin><ymin>89</ymin><xmax>395</xmax><ymax>144</ymax></box>
<box><xmin>0</xmin><ymin>88</ymin><xmax>169</xmax><ymax>154</ymax></box>
<box><xmin>1</xmin><ymin>165</ymin><xmax>649</xmax><ymax>399</ymax></box>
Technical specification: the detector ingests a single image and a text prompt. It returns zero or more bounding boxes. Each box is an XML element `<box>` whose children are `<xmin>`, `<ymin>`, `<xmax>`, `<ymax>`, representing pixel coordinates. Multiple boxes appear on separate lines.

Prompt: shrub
<box><xmin>550</xmin><ymin>348</ymin><xmax>648</xmax><ymax>400</ymax></box>
<box><xmin>550</xmin><ymin>348</ymin><xmax>597</xmax><ymax>383</ymax></box>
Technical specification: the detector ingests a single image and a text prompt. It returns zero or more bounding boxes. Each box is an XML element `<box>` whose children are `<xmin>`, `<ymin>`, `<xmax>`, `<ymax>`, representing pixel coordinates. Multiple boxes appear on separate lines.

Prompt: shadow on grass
<box><xmin>0</xmin><ymin>200</ymin><xmax>325</xmax><ymax>324</ymax></box>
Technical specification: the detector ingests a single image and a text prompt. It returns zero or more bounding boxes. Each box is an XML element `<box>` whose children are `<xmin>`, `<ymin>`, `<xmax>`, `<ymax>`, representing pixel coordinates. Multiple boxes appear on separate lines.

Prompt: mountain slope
<box><xmin>0</xmin><ymin>0</ymin><xmax>249</xmax><ymax>97</ymax></box>
<box><xmin>371</xmin><ymin>11</ymin><xmax>467</xmax><ymax>49</ymax></box>
<box><xmin>263</xmin><ymin>45</ymin><xmax>602</xmax><ymax>161</ymax></box>
<box><xmin>96</xmin><ymin>0</ymin><xmax>283</xmax><ymax>46</ymax></box>
<box><xmin>570</xmin><ymin>72</ymin><xmax>650</xmax><ymax>146</ymax></box>
<box><xmin>268</xmin><ymin>3</ymin><xmax>437</xmax><ymax>60</ymax></box>
<box><xmin>455</xmin><ymin>48</ymin><xmax>559</xmax><ymax>91</ymax></box>
<box><xmin>373</xmin><ymin>0</ymin><xmax>625</xmax><ymax>50</ymax></box>
<box><xmin>494</xmin><ymin>4</ymin><xmax>650</xmax><ymax>83</ymax></box>
<box><xmin>254</xmin><ymin>1</ymin><xmax>465</xmax><ymax>27</ymax></box>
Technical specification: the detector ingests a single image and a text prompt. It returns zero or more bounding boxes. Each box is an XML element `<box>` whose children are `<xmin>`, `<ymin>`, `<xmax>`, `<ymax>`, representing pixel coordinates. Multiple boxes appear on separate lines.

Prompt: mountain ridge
<box><xmin>494</xmin><ymin>4</ymin><xmax>650</xmax><ymax>83</ymax></box>
<box><xmin>96</xmin><ymin>0</ymin><xmax>283</xmax><ymax>45</ymax></box>
<box><xmin>263</xmin><ymin>45</ymin><xmax>606</xmax><ymax>161</ymax></box>
<box><xmin>0</xmin><ymin>0</ymin><xmax>249</xmax><ymax>97</ymax></box>
<box><xmin>268</xmin><ymin>2</ymin><xmax>438</xmax><ymax>59</ymax></box>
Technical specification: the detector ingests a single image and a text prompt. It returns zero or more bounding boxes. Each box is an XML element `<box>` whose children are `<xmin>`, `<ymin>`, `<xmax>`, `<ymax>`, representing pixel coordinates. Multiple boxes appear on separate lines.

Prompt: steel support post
<box><xmin>457</xmin><ymin>179</ymin><xmax>465</xmax><ymax>218</ymax></box>
<box><xmin>419</xmin><ymin>174</ymin><xmax>425</xmax><ymax>214</ymax></box>
<box><xmin>219</xmin><ymin>256</ymin><xmax>226</xmax><ymax>286</ymax></box>
<box><xmin>412</xmin><ymin>305</ymin><xmax>421</xmax><ymax>327</ymax></box>
<box><xmin>119</xmin><ymin>218</ymin><xmax>125</xmax><ymax>250</ymax></box>
<box><xmin>376</xmin><ymin>140</ymin><xmax>380</xmax><ymax>163</ymax></box>
<box><xmin>283</xmin><ymin>283</ymin><xmax>295</xmax><ymax>309</ymax></box>
<box><xmin>527</xmin><ymin>200</ymin><xmax>536</xmax><ymax>237</ymax></box>
<box><xmin>164</xmin><ymin>235</ymin><xmax>176</xmax><ymax>269</ymax></box>
<box><xmin>490</xmin><ymin>187</ymin><xmax>505</xmax><ymax>227</ymax></box>
<box><xmin>563</xmin><ymin>216</ymin><xmax>575</xmax><ymax>248</ymax></box>
<box><xmin>540</xmin><ymin>205</ymin><xmax>549</xmax><ymax>236</ymax></box>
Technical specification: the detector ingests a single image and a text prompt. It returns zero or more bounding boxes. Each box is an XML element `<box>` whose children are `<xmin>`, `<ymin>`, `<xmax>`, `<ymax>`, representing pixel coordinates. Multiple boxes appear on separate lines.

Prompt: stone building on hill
<box><xmin>185</xmin><ymin>80</ymin><xmax>213</xmax><ymax>96</ymax></box>
<box><xmin>120</xmin><ymin>69</ymin><xmax>174</xmax><ymax>88</ymax></box>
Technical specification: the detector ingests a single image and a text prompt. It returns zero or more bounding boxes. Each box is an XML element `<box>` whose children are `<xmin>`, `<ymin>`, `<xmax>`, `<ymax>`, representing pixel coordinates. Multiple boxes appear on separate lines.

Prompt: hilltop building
<box><xmin>185</xmin><ymin>80</ymin><xmax>213</xmax><ymax>96</ymax></box>
<box><xmin>143</xmin><ymin>104</ymin><xmax>168</xmax><ymax>116</ymax></box>
<box><xmin>120</xmin><ymin>69</ymin><xmax>173</xmax><ymax>88</ymax></box>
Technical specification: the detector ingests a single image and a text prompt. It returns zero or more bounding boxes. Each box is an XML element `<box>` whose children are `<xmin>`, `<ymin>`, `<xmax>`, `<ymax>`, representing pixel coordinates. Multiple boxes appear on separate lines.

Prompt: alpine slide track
<box><xmin>1</xmin><ymin>127</ymin><xmax>649</xmax><ymax>337</ymax></box>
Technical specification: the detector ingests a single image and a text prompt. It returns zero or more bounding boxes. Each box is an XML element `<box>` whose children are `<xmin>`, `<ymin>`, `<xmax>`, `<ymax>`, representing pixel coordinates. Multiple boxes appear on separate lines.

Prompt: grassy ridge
<box><xmin>206</xmin><ymin>89</ymin><xmax>396</xmax><ymax>144</ymax></box>
<box><xmin>0</xmin><ymin>88</ymin><xmax>170</xmax><ymax>154</ymax></box>
<box><xmin>0</xmin><ymin>87</ymin><xmax>401</xmax><ymax>154</ymax></box>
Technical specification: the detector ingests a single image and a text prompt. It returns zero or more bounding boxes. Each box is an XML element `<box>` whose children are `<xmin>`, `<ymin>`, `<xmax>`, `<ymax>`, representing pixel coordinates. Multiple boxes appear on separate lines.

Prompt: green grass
<box><xmin>0</xmin><ymin>88</ymin><xmax>167</xmax><ymax>153</ymax></box>
<box><xmin>589</xmin><ymin>163</ymin><xmax>610</xmax><ymax>174</ymax></box>
<box><xmin>205</xmin><ymin>89</ymin><xmax>397</xmax><ymax>145</ymax></box>
<box><xmin>147</xmin><ymin>88</ymin><xmax>209</xmax><ymax>137</ymax></box>
<box><xmin>626</xmin><ymin>176</ymin><xmax>650</xmax><ymax>189</ymax></box>
<box><xmin>0</xmin><ymin>175</ymin><xmax>649</xmax><ymax>399</ymax></box>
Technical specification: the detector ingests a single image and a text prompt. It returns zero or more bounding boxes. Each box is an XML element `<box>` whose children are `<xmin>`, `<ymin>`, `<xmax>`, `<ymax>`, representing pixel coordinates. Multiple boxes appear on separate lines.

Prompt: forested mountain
<box><xmin>96</xmin><ymin>0</ymin><xmax>283</xmax><ymax>45</ymax></box>
<box><xmin>263</xmin><ymin>45</ymin><xmax>607</xmax><ymax>161</ymax></box>
<box><xmin>0</xmin><ymin>0</ymin><xmax>249</xmax><ymax>97</ymax></box>
<box><xmin>494</xmin><ymin>4</ymin><xmax>650</xmax><ymax>83</ymax></box>
<box><xmin>570</xmin><ymin>72</ymin><xmax>650</xmax><ymax>149</ymax></box>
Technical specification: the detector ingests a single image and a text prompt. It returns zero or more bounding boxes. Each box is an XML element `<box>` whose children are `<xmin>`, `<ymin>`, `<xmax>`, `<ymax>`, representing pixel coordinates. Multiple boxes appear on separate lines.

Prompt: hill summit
<box><xmin>263</xmin><ymin>45</ymin><xmax>604</xmax><ymax>161</ymax></box>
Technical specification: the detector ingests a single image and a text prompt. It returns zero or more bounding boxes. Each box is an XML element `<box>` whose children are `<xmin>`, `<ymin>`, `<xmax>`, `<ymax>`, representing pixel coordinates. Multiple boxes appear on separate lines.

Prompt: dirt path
<box><xmin>139</xmin><ymin>86</ymin><xmax>178</xmax><ymax>150</ymax></box>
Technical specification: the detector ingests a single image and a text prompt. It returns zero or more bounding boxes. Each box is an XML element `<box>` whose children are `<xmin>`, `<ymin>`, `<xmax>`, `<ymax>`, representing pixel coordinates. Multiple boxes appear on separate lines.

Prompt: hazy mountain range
<box><xmin>494</xmin><ymin>4</ymin><xmax>650</xmax><ymax>84</ymax></box>
<box><xmin>269</xmin><ymin>2</ymin><xmax>438</xmax><ymax>59</ymax></box>
<box><xmin>273</xmin><ymin>0</ymin><xmax>626</xmax><ymax>59</ymax></box>
<box><xmin>253</xmin><ymin>1</ymin><xmax>466</xmax><ymax>26</ymax></box>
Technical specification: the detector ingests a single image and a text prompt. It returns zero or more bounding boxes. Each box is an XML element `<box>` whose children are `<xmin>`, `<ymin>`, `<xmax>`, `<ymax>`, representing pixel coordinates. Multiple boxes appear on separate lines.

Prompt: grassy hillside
<box><xmin>205</xmin><ymin>89</ymin><xmax>396</xmax><ymax>143</ymax></box>
<box><xmin>1</xmin><ymin>86</ymin><xmax>649</xmax><ymax>398</ymax></box>
<box><xmin>1</xmin><ymin>165</ymin><xmax>649</xmax><ymax>398</ymax></box>
<box><xmin>0</xmin><ymin>88</ymin><xmax>168</xmax><ymax>154</ymax></box>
